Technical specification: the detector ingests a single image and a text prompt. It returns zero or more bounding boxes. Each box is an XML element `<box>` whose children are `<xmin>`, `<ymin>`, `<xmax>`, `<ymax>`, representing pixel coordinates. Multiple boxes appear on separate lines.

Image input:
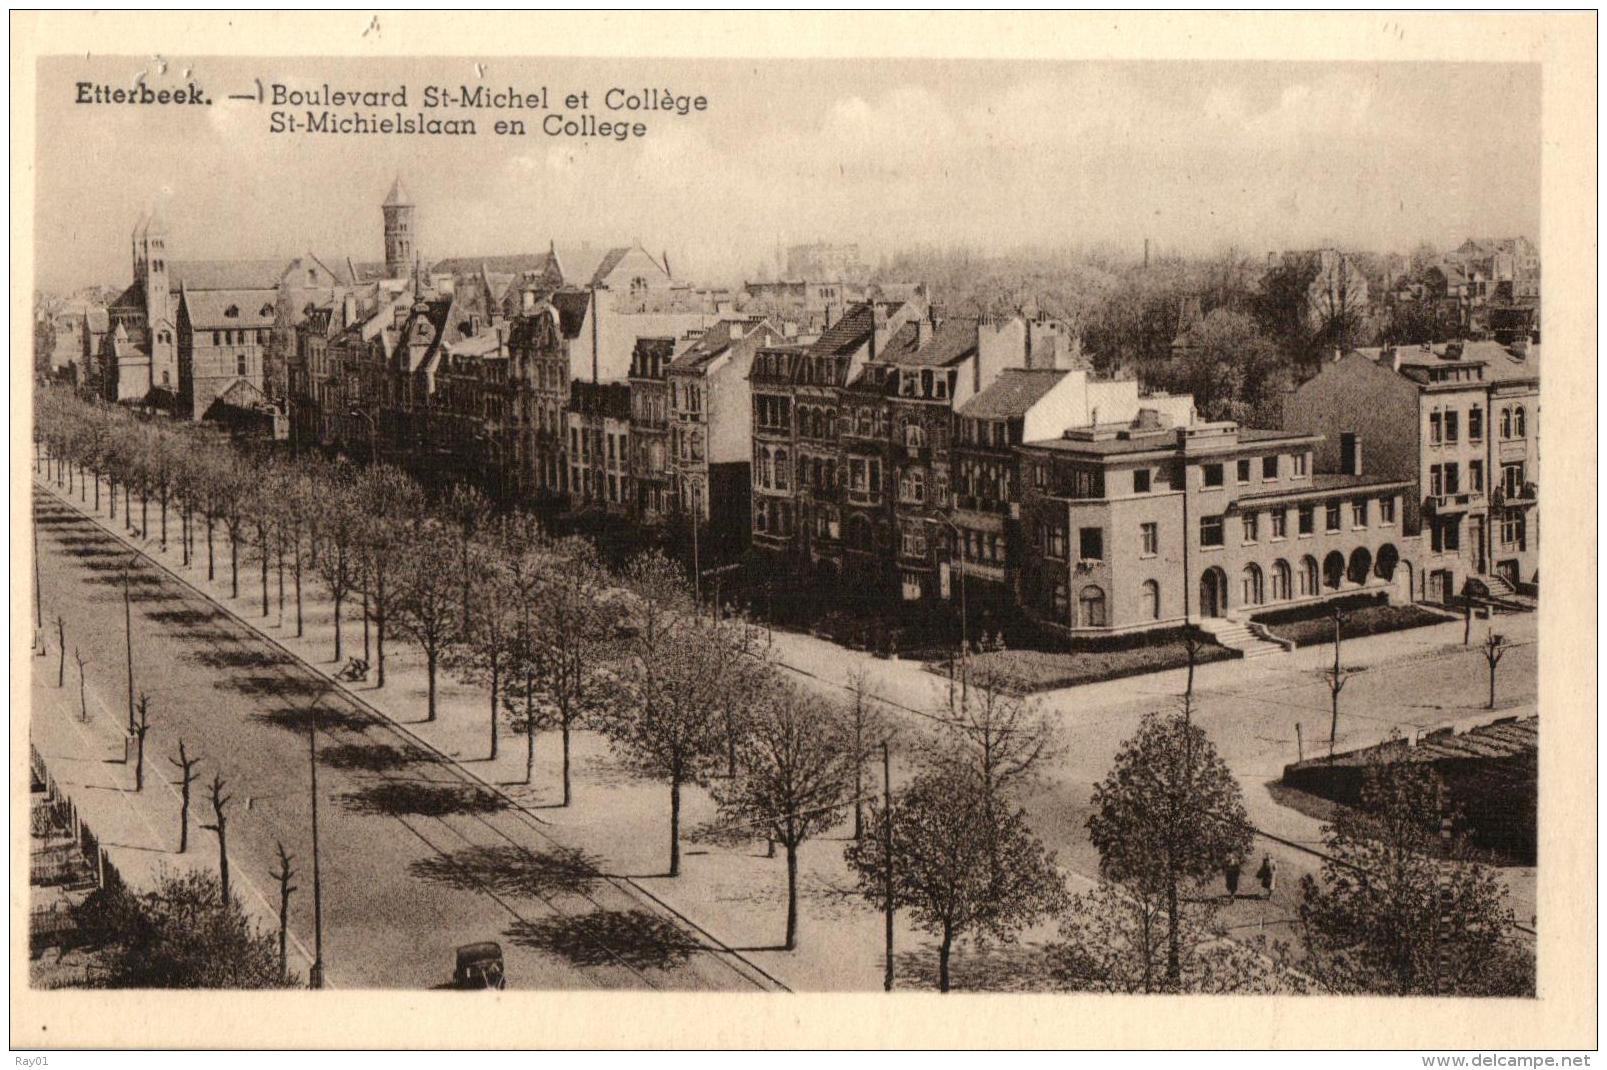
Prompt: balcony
<box><xmin>1491</xmin><ymin>482</ymin><xmax>1538</xmax><ymax>508</ymax></box>
<box><xmin>952</xmin><ymin>494</ymin><xmax>1011</xmax><ymax>518</ymax></box>
<box><xmin>846</xmin><ymin>488</ymin><xmax>882</xmax><ymax>506</ymax></box>
<box><xmin>1423</xmin><ymin>491</ymin><xmax>1486</xmax><ymax>515</ymax></box>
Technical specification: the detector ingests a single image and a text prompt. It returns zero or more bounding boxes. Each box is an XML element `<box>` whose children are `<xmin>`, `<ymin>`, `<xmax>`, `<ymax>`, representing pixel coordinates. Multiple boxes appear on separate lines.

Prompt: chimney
<box><xmin>916</xmin><ymin>316</ymin><xmax>933</xmax><ymax>348</ymax></box>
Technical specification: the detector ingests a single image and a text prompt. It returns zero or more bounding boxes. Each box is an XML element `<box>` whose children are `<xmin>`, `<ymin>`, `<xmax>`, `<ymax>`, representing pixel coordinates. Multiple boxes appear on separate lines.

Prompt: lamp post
<box><xmin>348</xmin><ymin>408</ymin><xmax>378</xmax><ymax>465</ymax></box>
<box><xmin>302</xmin><ymin>687</ymin><xmax>336</xmax><ymax>989</ymax></box>
<box><xmin>934</xmin><ymin>516</ymin><xmax>969</xmax><ymax>704</ymax></box>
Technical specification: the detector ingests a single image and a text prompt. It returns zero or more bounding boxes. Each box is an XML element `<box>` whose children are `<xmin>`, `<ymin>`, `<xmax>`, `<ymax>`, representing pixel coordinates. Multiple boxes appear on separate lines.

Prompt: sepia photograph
<box><xmin>10</xmin><ymin>9</ymin><xmax>1596</xmax><ymax>1053</ymax></box>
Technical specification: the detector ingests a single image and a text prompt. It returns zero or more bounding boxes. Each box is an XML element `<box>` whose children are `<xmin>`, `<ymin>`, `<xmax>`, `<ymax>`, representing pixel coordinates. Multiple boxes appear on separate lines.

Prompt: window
<box><xmin>1271</xmin><ymin>560</ymin><xmax>1292</xmax><ymax>601</ymax></box>
<box><xmin>1298</xmin><ymin>505</ymin><xmax>1314</xmax><ymax>535</ymax></box>
<box><xmin>904</xmin><ymin>423</ymin><xmax>926</xmax><ymax>449</ymax></box>
<box><xmin>1502</xmin><ymin>462</ymin><xmax>1525</xmax><ymax>498</ymax></box>
<box><xmin>1429</xmin><ymin>410</ymin><xmax>1442</xmax><ymax>444</ymax></box>
<box><xmin>1514</xmin><ymin>406</ymin><xmax>1526</xmax><ymax>438</ymax></box>
<box><xmin>1325</xmin><ymin>501</ymin><xmax>1342</xmax><ymax>532</ymax></box>
<box><xmin>1470</xmin><ymin>460</ymin><xmax>1484</xmax><ymax>492</ymax></box>
<box><xmin>1323</xmin><ymin>551</ymin><xmax>1345</xmax><ymax>589</ymax></box>
<box><xmin>1469</xmin><ymin>406</ymin><xmax>1483</xmax><ymax>442</ymax></box>
<box><xmin>1078</xmin><ymin>586</ymin><xmax>1107</xmax><ymax>628</ymax></box>
<box><xmin>1044</xmin><ymin>522</ymin><xmax>1067</xmax><ymax>560</ymax></box>
<box><xmin>1441</xmin><ymin>518</ymin><xmax>1460</xmax><ymax>552</ymax></box>
<box><xmin>1203</xmin><ymin>463</ymin><xmax>1224</xmax><ymax>488</ymax></box>
<box><xmin>1293</xmin><ymin>453</ymin><xmax>1309</xmax><ymax>477</ymax></box>
<box><xmin>1140</xmin><ymin>522</ymin><xmax>1158</xmax><ymax>557</ymax></box>
<box><xmin>1242</xmin><ymin>513</ymin><xmax>1259</xmax><ymax>543</ymax></box>
<box><xmin>1133</xmin><ymin>469</ymin><xmax>1151</xmax><ymax>494</ymax></box>
<box><xmin>1444</xmin><ymin>463</ymin><xmax>1459</xmax><ymax>495</ymax></box>
<box><xmin>1262</xmin><ymin>455</ymin><xmax>1278</xmax><ymax>480</ymax></box>
<box><xmin>1140</xmin><ymin>580</ymin><xmax>1160</xmax><ymax>621</ymax></box>
<box><xmin>1050</xmin><ymin>579</ymin><xmax>1068</xmax><ymax>619</ymax></box>
<box><xmin>1500</xmin><ymin>407</ymin><xmax>1513</xmax><ymax>439</ymax></box>
<box><xmin>1430</xmin><ymin>464</ymin><xmax>1443</xmax><ymax>497</ymax></box>
<box><xmin>1241</xmin><ymin>564</ymin><xmax>1264</xmax><ymax>606</ymax></box>
<box><xmin>1299</xmin><ymin>556</ymin><xmax>1318</xmax><ymax>597</ymax></box>
<box><xmin>1445</xmin><ymin>410</ymin><xmax>1459</xmax><ymax>443</ymax></box>
<box><xmin>775</xmin><ymin>449</ymin><xmax>790</xmax><ymax>491</ymax></box>
<box><xmin>1237</xmin><ymin>459</ymin><xmax>1252</xmax><ymax>483</ymax></box>
<box><xmin>1502</xmin><ymin>508</ymin><xmax>1526</xmax><ymax>550</ymax></box>
<box><xmin>1379</xmin><ymin>496</ymin><xmax>1396</xmax><ymax>524</ymax></box>
<box><xmin>1200</xmin><ymin>515</ymin><xmax>1224</xmax><ymax>547</ymax></box>
<box><xmin>1079</xmin><ymin>527</ymin><xmax>1103</xmax><ymax>561</ymax></box>
<box><xmin>1351</xmin><ymin>499</ymin><xmax>1367</xmax><ymax>527</ymax></box>
<box><xmin>1339</xmin><ymin>433</ymin><xmax>1361</xmax><ymax>476</ymax></box>
<box><xmin>236</xmin><ymin>354</ymin><xmax>248</xmax><ymax>376</ymax></box>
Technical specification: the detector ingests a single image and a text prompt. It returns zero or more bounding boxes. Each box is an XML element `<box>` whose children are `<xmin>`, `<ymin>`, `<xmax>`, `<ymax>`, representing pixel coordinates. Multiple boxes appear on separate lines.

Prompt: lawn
<box><xmin>1252</xmin><ymin>598</ymin><xmax>1453</xmax><ymax>648</ymax></box>
<box><xmin>923</xmin><ymin>635</ymin><xmax>1234</xmax><ymax>694</ymax></box>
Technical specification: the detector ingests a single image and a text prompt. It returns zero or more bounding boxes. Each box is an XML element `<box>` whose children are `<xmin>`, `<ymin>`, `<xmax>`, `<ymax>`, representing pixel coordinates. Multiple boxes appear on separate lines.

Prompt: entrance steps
<box><xmin>1197</xmin><ymin>615</ymin><xmax>1289</xmax><ymax>659</ymax></box>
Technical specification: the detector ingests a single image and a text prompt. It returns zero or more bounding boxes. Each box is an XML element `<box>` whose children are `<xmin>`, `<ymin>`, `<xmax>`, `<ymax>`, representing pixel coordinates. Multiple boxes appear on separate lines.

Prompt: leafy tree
<box><xmin>602</xmin><ymin>610</ymin><xmax>732</xmax><ymax>877</ymax></box>
<box><xmin>69</xmin><ymin>869</ymin><xmax>295</xmax><ymax>988</ymax></box>
<box><xmin>445</xmin><ymin>521</ymin><xmax>521</xmax><ymax>760</ymax></box>
<box><xmin>845</xmin><ymin>768</ymin><xmax>1063</xmax><ymax>992</ymax></box>
<box><xmin>1049</xmin><ymin>879</ymin><xmax>1304</xmax><ymax>994</ymax></box>
<box><xmin>1086</xmin><ymin>705</ymin><xmax>1253</xmax><ymax>989</ymax></box>
<box><xmin>353</xmin><ymin>465</ymin><xmax>424</xmax><ymax>687</ymax></box>
<box><xmin>393</xmin><ymin>518</ymin><xmax>465</xmax><ymax>722</ymax></box>
<box><xmin>1298</xmin><ymin>760</ymin><xmax>1532</xmax><ymax>995</ymax></box>
<box><xmin>311</xmin><ymin>478</ymin><xmax>360</xmax><ymax>663</ymax></box>
<box><xmin>713</xmin><ymin>682</ymin><xmax>853</xmax><ymax>950</ymax></box>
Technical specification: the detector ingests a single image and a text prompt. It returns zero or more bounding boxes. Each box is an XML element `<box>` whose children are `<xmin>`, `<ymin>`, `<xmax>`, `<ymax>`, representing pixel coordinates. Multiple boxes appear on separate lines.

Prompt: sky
<box><xmin>34</xmin><ymin>56</ymin><xmax>1540</xmax><ymax>294</ymax></box>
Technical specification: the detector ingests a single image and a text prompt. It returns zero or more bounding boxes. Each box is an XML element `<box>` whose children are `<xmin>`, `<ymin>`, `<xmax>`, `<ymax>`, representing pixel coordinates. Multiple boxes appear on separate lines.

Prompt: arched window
<box><xmin>1140</xmin><ymin>580</ymin><xmax>1160</xmax><ymax>621</ymax></box>
<box><xmin>775</xmin><ymin>448</ymin><xmax>790</xmax><ymax>490</ymax></box>
<box><xmin>760</xmin><ymin>447</ymin><xmax>772</xmax><ymax>487</ymax></box>
<box><xmin>1375</xmin><ymin>543</ymin><xmax>1400</xmax><ymax>581</ymax></box>
<box><xmin>1271</xmin><ymin>560</ymin><xmax>1292</xmax><ymax>601</ymax></box>
<box><xmin>1241</xmin><ymin>564</ymin><xmax>1264</xmax><ymax>606</ymax></box>
<box><xmin>1323</xmin><ymin>551</ymin><xmax>1346</xmax><ymax>590</ymax></box>
<box><xmin>1078</xmin><ymin>585</ymin><xmax>1107</xmax><ymax>628</ymax></box>
<box><xmin>1299</xmin><ymin>556</ymin><xmax>1319</xmax><ymax>597</ymax></box>
<box><xmin>1347</xmin><ymin>547</ymin><xmax>1374</xmax><ymax>585</ymax></box>
<box><xmin>1501</xmin><ymin>407</ymin><xmax>1513</xmax><ymax>439</ymax></box>
<box><xmin>904</xmin><ymin>423</ymin><xmax>926</xmax><ymax>449</ymax></box>
<box><xmin>1514</xmin><ymin>406</ymin><xmax>1526</xmax><ymax>438</ymax></box>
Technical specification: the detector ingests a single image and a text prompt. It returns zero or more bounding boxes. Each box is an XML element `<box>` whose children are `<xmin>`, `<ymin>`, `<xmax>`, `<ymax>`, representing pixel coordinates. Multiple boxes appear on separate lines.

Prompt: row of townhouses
<box><xmin>56</xmin><ymin>180</ymin><xmax>1540</xmax><ymax>639</ymax></box>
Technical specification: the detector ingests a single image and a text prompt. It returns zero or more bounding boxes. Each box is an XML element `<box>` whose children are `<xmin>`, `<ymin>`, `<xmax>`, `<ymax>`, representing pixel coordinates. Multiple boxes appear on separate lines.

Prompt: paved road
<box><xmin>32</xmin><ymin>486</ymin><xmax>774</xmax><ymax>991</ymax></box>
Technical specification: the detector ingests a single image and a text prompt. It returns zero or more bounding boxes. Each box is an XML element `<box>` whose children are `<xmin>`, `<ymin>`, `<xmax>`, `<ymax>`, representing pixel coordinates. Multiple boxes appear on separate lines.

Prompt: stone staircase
<box><xmin>1197</xmin><ymin>615</ymin><xmax>1289</xmax><ymax>659</ymax></box>
<box><xmin>1481</xmin><ymin>572</ymin><xmax>1517</xmax><ymax>598</ymax></box>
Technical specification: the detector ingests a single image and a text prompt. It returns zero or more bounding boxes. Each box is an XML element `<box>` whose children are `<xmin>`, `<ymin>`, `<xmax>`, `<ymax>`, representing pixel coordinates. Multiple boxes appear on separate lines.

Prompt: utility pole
<box><xmin>123</xmin><ymin>552</ymin><xmax>138</xmax><ymax>734</ymax></box>
<box><xmin>882</xmin><ymin>740</ymin><xmax>894</xmax><ymax>993</ymax></box>
<box><xmin>309</xmin><ymin>717</ymin><xmax>325</xmax><ymax>989</ymax></box>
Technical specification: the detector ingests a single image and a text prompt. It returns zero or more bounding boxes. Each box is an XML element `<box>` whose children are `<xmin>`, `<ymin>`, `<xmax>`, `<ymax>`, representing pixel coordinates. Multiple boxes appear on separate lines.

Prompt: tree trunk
<box><xmin>561</xmin><ymin>714</ymin><xmax>572</xmax><ymax>806</ymax></box>
<box><xmin>1166</xmin><ymin>867</ymin><xmax>1181</xmax><ymax>988</ymax></box>
<box><xmin>109</xmin><ymin>478</ymin><xmax>116</xmax><ymax>518</ymax></box>
<box><xmin>260</xmin><ymin>526</ymin><xmax>270</xmax><ymax>617</ymax></box>
<box><xmin>524</xmin><ymin>694</ymin><xmax>536</xmax><ymax>785</ymax></box>
<box><xmin>669</xmin><ymin>773</ymin><xmax>682</xmax><ymax>877</ymax></box>
<box><xmin>425</xmin><ymin>648</ymin><xmax>437</xmax><ymax>721</ymax></box>
<box><xmin>94</xmin><ymin>471</ymin><xmax>100</xmax><ymax>510</ymax></box>
<box><xmin>206</xmin><ymin>518</ymin><xmax>215</xmax><ymax>580</ymax></box>
<box><xmin>939</xmin><ymin>927</ymin><xmax>953</xmax><ymax>993</ymax></box>
<box><xmin>229</xmin><ymin>530</ymin><xmax>239</xmax><ymax>598</ymax></box>
<box><xmin>178</xmin><ymin>784</ymin><xmax>189</xmax><ymax>853</ymax></box>
<box><xmin>277</xmin><ymin>540</ymin><xmax>286</xmax><ymax>621</ymax></box>
<box><xmin>141</xmin><ymin>495</ymin><xmax>149</xmax><ymax>539</ymax></box>
<box><xmin>1488</xmin><ymin>664</ymin><xmax>1497</xmax><ymax>709</ymax></box>
<box><xmin>375</xmin><ymin>571</ymin><xmax>386</xmax><ymax>687</ymax></box>
<box><xmin>160</xmin><ymin>497</ymin><xmax>168</xmax><ymax>551</ymax></box>
<box><xmin>488</xmin><ymin>665</ymin><xmax>500</xmax><ymax>761</ymax></box>
<box><xmin>332</xmin><ymin>592</ymin><xmax>343</xmax><ymax>662</ymax></box>
<box><xmin>784</xmin><ymin>840</ymin><xmax>800</xmax><ymax>950</ymax></box>
<box><xmin>294</xmin><ymin>559</ymin><xmax>304</xmax><ymax>637</ymax></box>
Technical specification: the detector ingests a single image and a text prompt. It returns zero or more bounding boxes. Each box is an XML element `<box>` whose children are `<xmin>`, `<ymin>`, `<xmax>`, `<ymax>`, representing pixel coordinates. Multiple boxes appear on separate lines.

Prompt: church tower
<box><xmin>383</xmin><ymin>175</ymin><xmax>416</xmax><ymax>280</ymax></box>
<box><xmin>140</xmin><ymin>206</ymin><xmax>176</xmax><ymax>390</ymax></box>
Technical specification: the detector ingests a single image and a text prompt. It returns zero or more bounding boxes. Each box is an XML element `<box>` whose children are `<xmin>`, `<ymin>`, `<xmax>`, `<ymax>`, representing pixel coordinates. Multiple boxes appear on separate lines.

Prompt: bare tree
<box><xmin>270</xmin><ymin>842</ymin><xmax>297</xmax><ymax>983</ymax></box>
<box><xmin>714</xmin><ymin>682</ymin><xmax>854</xmax><ymax>949</ymax></box>
<box><xmin>1482</xmin><ymin>631</ymin><xmax>1508</xmax><ymax>709</ymax></box>
<box><xmin>1325</xmin><ymin>606</ymin><xmax>1351</xmax><ymax>749</ymax></box>
<box><xmin>930</xmin><ymin>638</ymin><xmax>1061</xmax><ymax>804</ymax></box>
<box><xmin>845</xmin><ymin>664</ymin><xmax>893</xmax><ymax>840</ymax></box>
<box><xmin>445</xmin><ymin>528</ymin><xmax>518</xmax><ymax>760</ymax></box>
<box><xmin>132</xmin><ymin>692</ymin><xmax>152</xmax><ymax>792</ymax></box>
<box><xmin>312</xmin><ymin>485</ymin><xmax>359</xmax><ymax>664</ymax></box>
<box><xmin>353</xmin><ymin>465</ymin><xmax>423</xmax><ymax>687</ymax></box>
<box><xmin>56</xmin><ymin>615</ymin><xmax>66</xmax><ymax>687</ymax></box>
<box><xmin>169</xmin><ymin>739</ymin><xmax>199</xmax><ymax>853</ymax></box>
<box><xmin>201</xmin><ymin>773</ymin><xmax>233</xmax><ymax>905</ymax></box>
<box><xmin>75</xmin><ymin>649</ymin><xmax>90</xmax><ymax>722</ymax></box>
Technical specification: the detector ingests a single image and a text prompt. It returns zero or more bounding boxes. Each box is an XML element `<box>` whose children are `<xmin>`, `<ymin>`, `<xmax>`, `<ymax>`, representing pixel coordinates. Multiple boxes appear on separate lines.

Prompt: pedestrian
<box><xmin>1223</xmin><ymin>858</ymin><xmax>1242</xmax><ymax>900</ymax></box>
<box><xmin>1256</xmin><ymin>854</ymin><xmax>1277</xmax><ymax>900</ymax></box>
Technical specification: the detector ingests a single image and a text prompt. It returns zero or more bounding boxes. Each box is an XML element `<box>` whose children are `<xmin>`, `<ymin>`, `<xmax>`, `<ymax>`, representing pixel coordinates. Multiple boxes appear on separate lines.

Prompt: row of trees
<box><xmin>34</xmin><ymin>388</ymin><xmax>1531</xmax><ymax>994</ymax></box>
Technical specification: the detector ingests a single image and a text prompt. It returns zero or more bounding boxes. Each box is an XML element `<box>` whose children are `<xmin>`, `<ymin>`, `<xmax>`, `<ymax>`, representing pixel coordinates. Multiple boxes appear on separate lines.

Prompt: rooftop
<box><xmin>958</xmin><ymin>368</ymin><xmax>1068</xmax><ymax>419</ymax></box>
<box><xmin>879</xmin><ymin>317</ymin><xmax>978</xmax><ymax>368</ymax></box>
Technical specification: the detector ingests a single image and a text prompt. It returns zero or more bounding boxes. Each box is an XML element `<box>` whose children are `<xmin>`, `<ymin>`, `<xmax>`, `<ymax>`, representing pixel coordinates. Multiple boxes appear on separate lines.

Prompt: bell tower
<box><xmin>382</xmin><ymin>175</ymin><xmax>415</xmax><ymax>280</ymax></box>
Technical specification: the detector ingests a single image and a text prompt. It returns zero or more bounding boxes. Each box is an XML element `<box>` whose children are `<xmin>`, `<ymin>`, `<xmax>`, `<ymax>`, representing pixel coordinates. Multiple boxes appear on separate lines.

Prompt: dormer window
<box><xmin>224</xmin><ymin>305</ymin><xmax>239</xmax><ymax>318</ymax></box>
<box><xmin>260</xmin><ymin>303</ymin><xmax>274</xmax><ymax>318</ymax></box>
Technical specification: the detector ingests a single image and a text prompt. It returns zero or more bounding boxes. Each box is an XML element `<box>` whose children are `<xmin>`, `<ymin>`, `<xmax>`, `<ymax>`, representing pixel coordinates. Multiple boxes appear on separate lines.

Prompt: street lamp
<box><xmin>348</xmin><ymin>408</ymin><xmax>378</xmax><ymax>464</ymax></box>
<box><xmin>302</xmin><ymin>684</ymin><xmax>334</xmax><ymax>989</ymax></box>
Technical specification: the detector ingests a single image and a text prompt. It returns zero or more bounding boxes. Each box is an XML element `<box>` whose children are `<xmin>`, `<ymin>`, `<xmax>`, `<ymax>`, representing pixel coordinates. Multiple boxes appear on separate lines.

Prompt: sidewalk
<box><xmin>36</xmin><ymin>471</ymin><xmax>1536</xmax><ymax>988</ymax></box>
